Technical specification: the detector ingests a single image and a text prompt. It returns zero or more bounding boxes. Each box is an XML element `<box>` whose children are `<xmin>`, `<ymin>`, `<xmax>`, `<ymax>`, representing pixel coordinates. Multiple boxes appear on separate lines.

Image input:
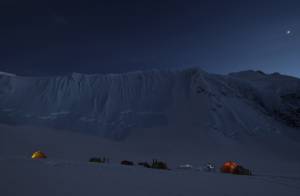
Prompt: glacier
<box><xmin>0</xmin><ymin>69</ymin><xmax>299</xmax><ymax>140</ymax></box>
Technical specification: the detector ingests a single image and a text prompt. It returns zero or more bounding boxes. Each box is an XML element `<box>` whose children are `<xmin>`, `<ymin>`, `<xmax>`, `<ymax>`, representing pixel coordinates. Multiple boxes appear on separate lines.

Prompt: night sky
<box><xmin>0</xmin><ymin>0</ymin><xmax>299</xmax><ymax>77</ymax></box>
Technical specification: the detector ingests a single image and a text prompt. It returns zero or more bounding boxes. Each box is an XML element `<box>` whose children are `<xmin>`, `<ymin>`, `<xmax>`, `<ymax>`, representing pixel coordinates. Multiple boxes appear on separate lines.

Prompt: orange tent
<box><xmin>31</xmin><ymin>151</ymin><xmax>47</xmax><ymax>159</ymax></box>
<box><xmin>220</xmin><ymin>161</ymin><xmax>238</xmax><ymax>173</ymax></box>
<box><xmin>220</xmin><ymin>161</ymin><xmax>252</xmax><ymax>175</ymax></box>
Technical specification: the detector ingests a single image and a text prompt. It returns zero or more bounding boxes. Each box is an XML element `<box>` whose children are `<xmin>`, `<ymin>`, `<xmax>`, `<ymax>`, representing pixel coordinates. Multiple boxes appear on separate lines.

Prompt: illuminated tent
<box><xmin>220</xmin><ymin>161</ymin><xmax>252</xmax><ymax>175</ymax></box>
<box><xmin>31</xmin><ymin>151</ymin><xmax>47</xmax><ymax>159</ymax></box>
<box><xmin>220</xmin><ymin>161</ymin><xmax>238</xmax><ymax>173</ymax></box>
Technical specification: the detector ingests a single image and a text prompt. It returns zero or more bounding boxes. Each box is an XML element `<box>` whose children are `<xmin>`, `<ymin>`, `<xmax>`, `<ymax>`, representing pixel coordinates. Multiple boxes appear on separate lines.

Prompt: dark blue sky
<box><xmin>0</xmin><ymin>0</ymin><xmax>299</xmax><ymax>77</ymax></box>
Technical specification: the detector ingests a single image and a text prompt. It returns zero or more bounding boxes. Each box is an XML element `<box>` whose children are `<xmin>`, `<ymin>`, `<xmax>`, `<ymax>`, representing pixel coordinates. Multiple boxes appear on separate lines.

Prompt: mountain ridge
<box><xmin>0</xmin><ymin>68</ymin><xmax>299</xmax><ymax>140</ymax></box>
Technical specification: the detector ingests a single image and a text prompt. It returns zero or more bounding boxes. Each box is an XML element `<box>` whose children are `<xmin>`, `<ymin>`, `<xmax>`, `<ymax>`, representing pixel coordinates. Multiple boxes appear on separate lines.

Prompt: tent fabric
<box><xmin>220</xmin><ymin>161</ymin><xmax>252</xmax><ymax>175</ymax></box>
<box><xmin>220</xmin><ymin>161</ymin><xmax>238</xmax><ymax>173</ymax></box>
<box><xmin>31</xmin><ymin>151</ymin><xmax>47</xmax><ymax>159</ymax></box>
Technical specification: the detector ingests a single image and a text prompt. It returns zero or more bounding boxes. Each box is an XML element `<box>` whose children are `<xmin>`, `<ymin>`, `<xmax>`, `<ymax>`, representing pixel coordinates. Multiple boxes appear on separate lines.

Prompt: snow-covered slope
<box><xmin>1</xmin><ymin>123</ymin><xmax>300</xmax><ymax>196</ymax></box>
<box><xmin>1</xmin><ymin>157</ymin><xmax>300</xmax><ymax>196</ymax></box>
<box><xmin>0</xmin><ymin>69</ymin><xmax>299</xmax><ymax>140</ymax></box>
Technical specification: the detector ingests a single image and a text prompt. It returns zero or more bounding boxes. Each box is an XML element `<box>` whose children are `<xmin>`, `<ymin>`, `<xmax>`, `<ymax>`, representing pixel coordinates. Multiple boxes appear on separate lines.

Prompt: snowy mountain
<box><xmin>0</xmin><ymin>69</ymin><xmax>299</xmax><ymax>140</ymax></box>
<box><xmin>1</xmin><ymin>69</ymin><xmax>300</xmax><ymax>196</ymax></box>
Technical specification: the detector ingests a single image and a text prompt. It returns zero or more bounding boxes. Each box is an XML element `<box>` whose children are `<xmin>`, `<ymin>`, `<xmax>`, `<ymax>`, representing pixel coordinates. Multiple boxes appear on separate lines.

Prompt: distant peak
<box><xmin>71</xmin><ymin>72</ymin><xmax>83</xmax><ymax>77</ymax></box>
<box><xmin>228</xmin><ymin>70</ymin><xmax>271</xmax><ymax>78</ymax></box>
<box><xmin>230</xmin><ymin>70</ymin><xmax>265</xmax><ymax>75</ymax></box>
<box><xmin>0</xmin><ymin>71</ymin><xmax>16</xmax><ymax>77</ymax></box>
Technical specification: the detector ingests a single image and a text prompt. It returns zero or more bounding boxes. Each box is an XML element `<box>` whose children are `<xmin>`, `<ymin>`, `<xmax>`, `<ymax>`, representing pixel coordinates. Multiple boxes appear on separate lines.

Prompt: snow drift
<box><xmin>0</xmin><ymin>69</ymin><xmax>299</xmax><ymax>140</ymax></box>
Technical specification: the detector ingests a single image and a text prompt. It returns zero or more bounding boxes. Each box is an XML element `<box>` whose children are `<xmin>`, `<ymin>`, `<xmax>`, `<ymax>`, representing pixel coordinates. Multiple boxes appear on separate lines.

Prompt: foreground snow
<box><xmin>1</xmin><ymin>124</ymin><xmax>300</xmax><ymax>196</ymax></box>
<box><xmin>1</xmin><ymin>157</ymin><xmax>300</xmax><ymax>196</ymax></box>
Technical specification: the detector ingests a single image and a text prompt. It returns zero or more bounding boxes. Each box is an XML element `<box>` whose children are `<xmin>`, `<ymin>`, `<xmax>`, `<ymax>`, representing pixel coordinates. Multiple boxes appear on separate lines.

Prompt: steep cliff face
<box><xmin>0</xmin><ymin>69</ymin><xmax>299</xmax><ymax>140</ymax></box>
<box><xmin>229</xmin><ymin>71</ymin><xmax>300</xmax><ymax>128</ymax></box>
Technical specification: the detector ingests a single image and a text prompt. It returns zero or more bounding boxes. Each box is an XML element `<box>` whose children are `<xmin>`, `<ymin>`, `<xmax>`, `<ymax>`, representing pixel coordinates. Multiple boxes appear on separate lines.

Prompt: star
<box><xmin>286</xmin><ymin>30</ymin><xmax>291</xmax><ymax>35</ymax></box>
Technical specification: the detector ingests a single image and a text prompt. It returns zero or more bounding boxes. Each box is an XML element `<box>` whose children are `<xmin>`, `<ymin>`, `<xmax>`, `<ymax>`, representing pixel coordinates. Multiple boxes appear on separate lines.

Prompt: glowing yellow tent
<box><xmin>31</xmin><ymin>151</ymin><xmax>47</xmax><ymax>159</ymax></box>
